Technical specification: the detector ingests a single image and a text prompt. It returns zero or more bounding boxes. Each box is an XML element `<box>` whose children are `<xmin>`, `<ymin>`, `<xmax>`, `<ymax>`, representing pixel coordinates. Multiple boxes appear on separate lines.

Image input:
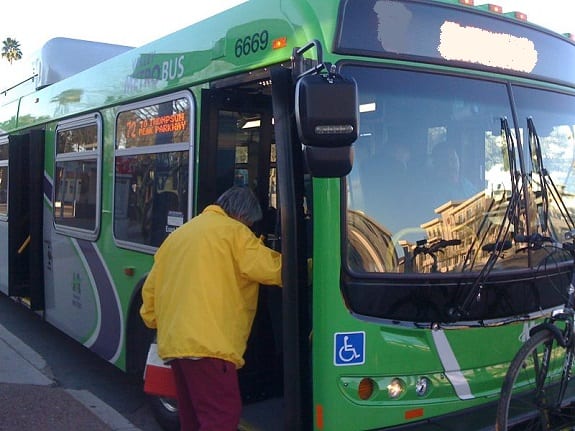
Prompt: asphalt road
<box><xmin>0</xmin><ymin>293</ymin><xmax>164</xmax><ymax>431</ymax></box>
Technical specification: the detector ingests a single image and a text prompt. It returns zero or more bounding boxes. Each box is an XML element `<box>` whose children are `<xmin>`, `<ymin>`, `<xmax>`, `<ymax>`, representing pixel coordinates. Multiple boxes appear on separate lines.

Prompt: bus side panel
<box><xmin>44</xmin><ymin>228</ymin><xmax>123</xmax><ymax>363</ymax></box>
<box><xmin>44</xmin><ymin>232</ymin><xmax>100</xmax><ymax>342</ymax></box>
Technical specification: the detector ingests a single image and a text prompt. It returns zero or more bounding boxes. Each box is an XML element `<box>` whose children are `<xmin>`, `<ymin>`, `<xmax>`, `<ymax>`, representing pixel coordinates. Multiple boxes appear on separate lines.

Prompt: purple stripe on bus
<box><xmin>77</xmin><ymin>239</ymin><xmax>121</xmax><ymax>361</ymax></box>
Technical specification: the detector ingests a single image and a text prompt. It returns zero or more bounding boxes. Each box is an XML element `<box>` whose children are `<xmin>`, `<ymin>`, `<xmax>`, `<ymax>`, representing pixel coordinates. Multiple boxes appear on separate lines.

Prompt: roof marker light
<box><xmin>505</xmin><ymin>11</ymin><xmax>527</xmax><ymax>21</ymax></box>
<box><xmin>459</xmin><ymin>0</ymin><xmax>474</xmax><ymax>6</ymax></box>
<box><xmin>477</xmin><ymin>3</ymin><xmax>502</xmax><ymax>13</ymax></box>
<box><xmin>564</xmin><ymin>33</ymin><xmax>575</xmax><ymax>42</ymax></box>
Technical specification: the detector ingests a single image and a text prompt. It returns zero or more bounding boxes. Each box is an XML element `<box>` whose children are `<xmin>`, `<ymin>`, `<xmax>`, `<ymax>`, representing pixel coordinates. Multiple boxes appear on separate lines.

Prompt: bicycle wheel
<box><xmin>495</xmin><ymin>328</ymin><xmax>567</xmax><ymax>431</ymax></box>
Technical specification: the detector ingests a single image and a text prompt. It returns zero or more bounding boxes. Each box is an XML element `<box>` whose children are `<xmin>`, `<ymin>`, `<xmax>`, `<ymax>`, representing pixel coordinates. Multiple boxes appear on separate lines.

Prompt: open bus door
<box><xmin>7</xmin><ymin>130</ymin><xmax>45</xmax><ymax>310</ymax></box>
<box><xmin>197</xmin><ymin>84</ymin><xmax>285</xmax><ymax>402</ymax></box>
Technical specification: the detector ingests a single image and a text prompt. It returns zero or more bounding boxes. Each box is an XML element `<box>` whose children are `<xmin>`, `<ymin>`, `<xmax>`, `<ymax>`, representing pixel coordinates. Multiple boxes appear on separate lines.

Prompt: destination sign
<box><xmin>117</xmin><ymin>97</ymin><xmax>191</xmax><ymax>149</ymax></box>
<box><xmin>336</xmin><ymin>0</ymin><xmax>575</xmax><ymax>84</ymax></box>
<box><xmin>125</xmin><ymin>112</ymin><xmax>187</xmax><ymax>139</ymax></box>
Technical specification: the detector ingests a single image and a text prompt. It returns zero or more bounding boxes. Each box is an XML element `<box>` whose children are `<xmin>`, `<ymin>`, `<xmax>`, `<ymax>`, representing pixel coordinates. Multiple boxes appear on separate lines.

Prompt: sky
<box><xmin>0</xmin><ymin>1</ymin><xmax>247</xmax><ymax>89</ymax></box>
<box><xmin>1</xmin><ymin>0</ymin><xmax>574</xmax><ymax>90</ymax></box>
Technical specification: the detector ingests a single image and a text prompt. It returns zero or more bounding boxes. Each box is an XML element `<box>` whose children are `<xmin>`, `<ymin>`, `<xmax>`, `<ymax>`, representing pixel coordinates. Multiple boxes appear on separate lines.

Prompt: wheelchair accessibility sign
<box><xmin>334</xmin><ymin>331</ymin><xmax>365</xmax><ymax>366</ymax></box>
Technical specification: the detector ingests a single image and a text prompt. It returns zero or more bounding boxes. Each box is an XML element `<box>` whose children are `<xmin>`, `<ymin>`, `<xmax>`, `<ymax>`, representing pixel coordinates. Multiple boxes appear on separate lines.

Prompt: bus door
<box><xmin>0</xmin><ymin>138</ymin><xmax>7</xmax><ymax>294</ymax></box>
<box><xmin>7</xmin><ymin>130</ymin><xmax>45</xmax><ymax>310</ymax></box>
<box><xmin>197</xmin><ymin>83</ymin><xmax>284</xmax><ymax>402</ymax></box>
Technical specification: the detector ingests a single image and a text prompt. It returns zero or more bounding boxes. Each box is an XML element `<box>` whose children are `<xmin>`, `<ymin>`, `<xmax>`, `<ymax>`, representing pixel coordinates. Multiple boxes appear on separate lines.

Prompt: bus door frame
<box><xmin>197</xmin><ymin>87</ymin><xmax>274</xmax><ymax>210</ymax></box>
<box><xmin>198</xmin><ymin>84</ymin><xmax>281</xmax><ymax>388</ymax></box>
<box><xmin>8</xmin><ymin>129</ymin><xmax>45</xmax><ymax>310</ymax></box>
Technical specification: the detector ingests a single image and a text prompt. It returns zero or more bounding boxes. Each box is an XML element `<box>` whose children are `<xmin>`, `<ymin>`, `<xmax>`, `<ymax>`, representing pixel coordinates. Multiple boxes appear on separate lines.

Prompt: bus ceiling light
<box><xmin>359</xmin><ymin>102</ymin><xmax>376</xmax><ymax>113</ymax></box>
<box><xmin>242</xmin><ymin>119</ymin><xmax>261</xmax><ymax>129</ymax></box>
<box><xmin>387</xmin><ymin>378</ymin><xmax>405</xmax><ymax>399</ymax></box>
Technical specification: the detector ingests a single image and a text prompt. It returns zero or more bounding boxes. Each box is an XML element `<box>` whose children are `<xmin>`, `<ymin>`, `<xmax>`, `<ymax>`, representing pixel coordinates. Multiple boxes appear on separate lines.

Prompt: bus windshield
<box><xmin>344</xmin><ymin>65</ymin><xmax>575</xmax><ymax>276</ymax></box>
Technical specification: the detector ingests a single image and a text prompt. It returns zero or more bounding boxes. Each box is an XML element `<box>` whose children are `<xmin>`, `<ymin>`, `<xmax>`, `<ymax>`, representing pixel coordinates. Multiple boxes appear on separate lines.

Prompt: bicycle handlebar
<box><xmin>413</xmin><ymin>239</ymin><xmax>461</xmax><ymax>257</ymax></box>
<box><xmin>514</xmin><ymin>233</ymin><xmax>553</xmax><ymax>244</ymax></box>
<box><xmin>514</xmin><ymin>232</ymin><xmax>575</xmax><ymax>253</ymax></box>
<box><xmin>431</xmin><ymin>239</ymin><xmax>462</xmax><ymax>250</ymax></box>
<box><xmin>481</xmin><ymin>240</ymin><xmax>512</xmax><ymax>252</ymax></box>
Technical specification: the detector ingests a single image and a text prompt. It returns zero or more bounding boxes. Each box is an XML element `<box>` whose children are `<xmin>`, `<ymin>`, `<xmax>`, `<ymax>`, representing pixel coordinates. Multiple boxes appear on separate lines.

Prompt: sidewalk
<box><xmin>0</xmin><ymin>323</ymin><xmax>142</xmax><ymax>431</ymax></box>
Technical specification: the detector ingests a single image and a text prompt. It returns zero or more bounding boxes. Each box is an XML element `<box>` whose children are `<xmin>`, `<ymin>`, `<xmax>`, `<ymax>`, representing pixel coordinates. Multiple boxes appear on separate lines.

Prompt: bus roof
<box><xmin>34</xmin><ymin>38</ymin><xmax>134</xmax><ymax>90</ymax></box>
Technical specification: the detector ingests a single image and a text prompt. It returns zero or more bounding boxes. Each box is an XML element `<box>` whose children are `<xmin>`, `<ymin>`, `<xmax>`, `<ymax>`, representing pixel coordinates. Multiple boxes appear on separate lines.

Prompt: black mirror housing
<box><xmin>295</xmin><ymin>72</ymin><xmax>358</xmax><ymax>177</ymax></box>
<box><xmin>295</xmin><ymin>74</ymin><xmax>358</xmax><ymax>147</ymax></box>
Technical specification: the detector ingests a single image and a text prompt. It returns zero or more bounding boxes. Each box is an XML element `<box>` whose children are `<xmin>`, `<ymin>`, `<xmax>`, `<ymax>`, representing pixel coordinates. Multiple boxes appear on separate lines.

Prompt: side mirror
<box><xmin>295</xmin><ymin>72</ymin><xmax>358</xmax><ymax>177</ymax></box>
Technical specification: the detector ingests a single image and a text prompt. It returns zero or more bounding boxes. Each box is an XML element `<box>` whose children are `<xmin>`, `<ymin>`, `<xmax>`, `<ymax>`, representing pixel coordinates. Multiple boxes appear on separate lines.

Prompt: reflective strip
<box><xmin>432</xmin><ymin>329</ymin><xmax>474</xmax><ymax>400</ymax></box>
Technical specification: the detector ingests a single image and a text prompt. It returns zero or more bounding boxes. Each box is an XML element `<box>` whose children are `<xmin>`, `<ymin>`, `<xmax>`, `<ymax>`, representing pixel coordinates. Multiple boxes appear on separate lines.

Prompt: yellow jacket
<box><xmin>140</xmin><ymin>205</ymin><xmax>282</xmax><ymax>368</ymax></box>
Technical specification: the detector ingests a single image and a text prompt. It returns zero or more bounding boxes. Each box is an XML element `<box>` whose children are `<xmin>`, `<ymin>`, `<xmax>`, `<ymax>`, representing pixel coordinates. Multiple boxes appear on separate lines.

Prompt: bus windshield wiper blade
<box><xmin>527</xmin><ymin>117</ymin><xmax>575</xmax><ymax>232</ymax></box>
<box><xmin>503</xmin><ymin>117</ymin><xmax>524</xmax><ymax>234</ymax></box>
<box><xmin>527</xmin><ymin>117</ymin><xmax>550</xmax><ymax>232</ymax></box>
<box><xmin>449</xmin><ymin>118</ymin><xmax>521</xmax><ymax>320</ymax></box>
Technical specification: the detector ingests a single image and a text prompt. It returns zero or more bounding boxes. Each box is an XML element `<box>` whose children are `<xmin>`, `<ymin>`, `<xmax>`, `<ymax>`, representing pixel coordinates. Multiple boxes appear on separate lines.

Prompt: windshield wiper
<box><xmin>503</xmin><ymin>117</ymin><xmax>528</xmax><ymax>235</ymax></box>
<box><xmin>527</xmin><ymin>117</ymin><xmax>575</xmax><ymax>233</ymax></box>
<box><xmin>449</xmin><ymin>118</ymin><xmax>523</xmax><ymax>320</ymax></box>
<box><xmin>527</xmin><ymin>117</ymin><xmax>550</xmax><ymax>232</ymax></box>
<box><xmin>460</xmin><ymin>118</ymin><xmax>522</xmax><ymax>272</ymax></box>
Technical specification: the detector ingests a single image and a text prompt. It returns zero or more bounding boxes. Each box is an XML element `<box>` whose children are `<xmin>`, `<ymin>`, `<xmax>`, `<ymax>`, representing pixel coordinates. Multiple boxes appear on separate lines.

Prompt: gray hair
<box><xmin>215</xmin><ymin>186</ymin><xmax>262</xmax><ymax>226</ymax></box>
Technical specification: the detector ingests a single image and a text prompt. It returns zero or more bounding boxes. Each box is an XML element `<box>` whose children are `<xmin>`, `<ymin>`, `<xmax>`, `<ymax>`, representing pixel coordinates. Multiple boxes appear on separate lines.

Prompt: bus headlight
<box><xmin>415</xmin><ymin>377</ymin><xmax>431</xmax><ymax>397</ymax></box>
<box><xmin>387</xmin><ymin>378</ymin><xmax>405</xmax><ymax>399</ymax></box>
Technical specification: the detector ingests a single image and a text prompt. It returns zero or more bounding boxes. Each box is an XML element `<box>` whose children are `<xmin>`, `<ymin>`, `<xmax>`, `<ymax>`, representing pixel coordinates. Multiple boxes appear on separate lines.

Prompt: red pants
<box><xmin>170</xmin><ymin>357</ymin><xmax>241</xmax><ymax>431</ymax></box>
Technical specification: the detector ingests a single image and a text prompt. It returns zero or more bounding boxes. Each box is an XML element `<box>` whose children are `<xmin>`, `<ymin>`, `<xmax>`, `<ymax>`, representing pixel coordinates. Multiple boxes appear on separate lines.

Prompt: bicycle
<box><xmin>495</xmin><ymin>232</ymin><xmax>575</xmax><ymax>430</ymax></box>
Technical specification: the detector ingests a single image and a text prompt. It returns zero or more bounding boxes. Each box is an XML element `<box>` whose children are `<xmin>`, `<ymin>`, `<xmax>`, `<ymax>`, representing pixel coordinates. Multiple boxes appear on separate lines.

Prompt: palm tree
<box><xmin>1</xmin><ymin>38</ymin><xmax>23</xmax><ymax>64</ymax></box>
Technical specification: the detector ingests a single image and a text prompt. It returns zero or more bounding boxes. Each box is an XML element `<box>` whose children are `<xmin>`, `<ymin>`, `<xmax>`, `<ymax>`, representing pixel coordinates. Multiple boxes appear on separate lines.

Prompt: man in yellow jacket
<box><xmin>140</xmin><ymin>186</ymin><xmax>282</xmax><ymax>431</ymax></box>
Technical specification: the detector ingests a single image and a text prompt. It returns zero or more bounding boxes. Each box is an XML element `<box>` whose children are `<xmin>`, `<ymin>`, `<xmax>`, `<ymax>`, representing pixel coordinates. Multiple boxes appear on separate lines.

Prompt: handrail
<box><xmin>0</xmin><ymin>74</ymin><xmax>37</xmax><ymax>96</ymax></box>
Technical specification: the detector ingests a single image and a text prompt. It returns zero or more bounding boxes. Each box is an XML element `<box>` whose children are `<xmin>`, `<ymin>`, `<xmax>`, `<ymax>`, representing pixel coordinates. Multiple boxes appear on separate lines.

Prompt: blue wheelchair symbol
<box><xmin>334</xmin><ymin>331</ymin><xmax>365</xmax><ymax>366</ymax></box>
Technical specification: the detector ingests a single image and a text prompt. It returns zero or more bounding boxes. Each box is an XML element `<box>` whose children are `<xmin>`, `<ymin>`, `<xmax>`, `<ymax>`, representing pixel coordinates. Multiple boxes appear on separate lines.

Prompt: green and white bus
<box><xmin>2</xmin><ymin>0</ymin><xmax>575</xmax><ymax>429</ymax></box>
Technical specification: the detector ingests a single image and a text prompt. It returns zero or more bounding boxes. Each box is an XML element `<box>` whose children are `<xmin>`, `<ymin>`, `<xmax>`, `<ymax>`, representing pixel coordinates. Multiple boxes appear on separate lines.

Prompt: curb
<box><xmin>0</xmin><ymin>322</ymin><xmax>142</xmax><ymax>431</ymax></box>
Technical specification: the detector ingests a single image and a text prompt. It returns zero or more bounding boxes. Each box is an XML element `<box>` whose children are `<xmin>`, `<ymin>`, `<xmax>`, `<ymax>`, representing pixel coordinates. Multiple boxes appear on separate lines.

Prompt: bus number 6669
<box><xmin>235</xmin><ymin>30</ymin><xmax>269</xmax><ymax>57</ymax></box>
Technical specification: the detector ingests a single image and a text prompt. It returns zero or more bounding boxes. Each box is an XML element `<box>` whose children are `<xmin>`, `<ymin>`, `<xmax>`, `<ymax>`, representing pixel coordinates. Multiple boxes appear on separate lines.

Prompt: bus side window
<box><xmin>54</xmin><ymin>118</ymin><xmax>101</xmax><ymax>237</ymax></box>
<box><xmin>114</xmin><ymin>94</ymin><xmax>191</xmax><ymax>248</ymax></box>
